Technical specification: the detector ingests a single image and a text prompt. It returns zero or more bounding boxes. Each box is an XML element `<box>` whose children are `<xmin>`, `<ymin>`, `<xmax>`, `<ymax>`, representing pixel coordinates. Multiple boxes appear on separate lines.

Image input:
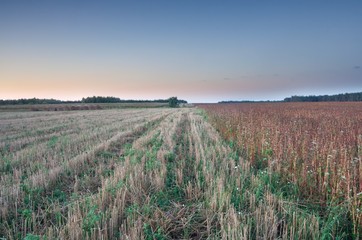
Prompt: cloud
<box><xmin>354</xmin><ymin>65</ymin><xmax>360</xmax><ymax>69</ymax></box>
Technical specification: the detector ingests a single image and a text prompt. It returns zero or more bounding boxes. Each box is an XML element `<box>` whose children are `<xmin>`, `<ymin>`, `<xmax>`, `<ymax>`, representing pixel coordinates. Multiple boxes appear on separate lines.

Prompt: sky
<box><xmin>1</xmin><ymin>1</ymin><xmax>361</xmax><ymax>103</ymax></box>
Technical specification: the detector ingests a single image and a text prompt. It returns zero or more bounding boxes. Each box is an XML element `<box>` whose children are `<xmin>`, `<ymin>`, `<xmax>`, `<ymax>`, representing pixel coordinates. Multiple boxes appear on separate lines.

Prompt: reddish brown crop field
<box><xmin>199</xmin><ymin>102</ymin><xmax>362</xmax><ymax>237</ymax></box>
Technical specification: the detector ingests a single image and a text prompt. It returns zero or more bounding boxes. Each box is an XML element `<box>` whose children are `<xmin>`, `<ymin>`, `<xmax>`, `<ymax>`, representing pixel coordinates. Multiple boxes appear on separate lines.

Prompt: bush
<box><xmin>168</xmin><ymin>97</ymin><xmax>178</xmax><ymax>108</ymax></box>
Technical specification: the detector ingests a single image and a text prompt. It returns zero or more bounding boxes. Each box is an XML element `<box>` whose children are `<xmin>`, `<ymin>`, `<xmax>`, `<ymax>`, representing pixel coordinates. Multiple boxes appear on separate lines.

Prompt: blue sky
<box><xmin>1</xmin><ymin>1</ymin><xmax>361</xmax><ymax>102</ymax></box>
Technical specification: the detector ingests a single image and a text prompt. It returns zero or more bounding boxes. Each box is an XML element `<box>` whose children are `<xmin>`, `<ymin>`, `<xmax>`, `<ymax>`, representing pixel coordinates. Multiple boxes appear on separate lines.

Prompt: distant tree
<box><xmin>81</xmin><ymin>96</ymin><xmax>122</xmax><ymax>103</ymax></box>
<box><xmin>168</xmin><ymin>97</ymin><xmax>179</xmax><ymax>107</ymax></box>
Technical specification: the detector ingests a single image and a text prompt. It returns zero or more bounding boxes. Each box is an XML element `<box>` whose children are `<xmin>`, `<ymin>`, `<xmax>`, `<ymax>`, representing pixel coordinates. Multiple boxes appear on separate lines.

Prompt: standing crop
<box><xmin>199</xmin><ymin>102</ymin><xmax>362</xmax><ymax>237</ymax></box>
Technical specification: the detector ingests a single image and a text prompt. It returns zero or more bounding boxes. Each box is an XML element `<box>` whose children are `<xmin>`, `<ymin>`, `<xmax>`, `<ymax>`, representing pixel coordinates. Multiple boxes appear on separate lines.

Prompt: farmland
<box><xmin>0</xmin><ymin>103</ymin><xmax>361</xmax><ymax>239</ymax></box>
<box><xmin>199</xmin><ymin>102</ymin><xmax>362</xmax><ymax>239</ymax></box>
<box><xmin>0</xmin><ymin>102</ymin><xmax>168</xmax><ymax>112</ymax></box>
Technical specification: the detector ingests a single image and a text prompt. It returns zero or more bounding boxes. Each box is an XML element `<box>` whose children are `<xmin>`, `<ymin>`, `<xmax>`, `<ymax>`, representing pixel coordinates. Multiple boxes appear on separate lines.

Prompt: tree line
<box><xmin>81</xmin><ymin>96</ymin><xmax>187</xmax><ymax>104</ymax></box>
<box><xmin>284</xmin><ymin>92</ymin><xmax>362</xmax><ymax>102</ymax></box>
<box><xmin>218</xmin><ymin>92</ymin><xmax>362</xmax><ymax>103</ymax></box>
<box><xmin>0</xmin><ymin>98</ymin><xmax>74</xmax><ymax>105</ymax></box>
<box><xmin>0</xmin><ymin>96</ymin><xmax>187</xmax><ymax>105</ymax></box>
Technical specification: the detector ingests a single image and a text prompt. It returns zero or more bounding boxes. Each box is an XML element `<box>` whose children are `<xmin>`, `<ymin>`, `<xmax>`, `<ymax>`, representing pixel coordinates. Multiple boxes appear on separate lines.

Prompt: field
<box><xmin>0</xmin><ymin>102</ymin><xmax>168</xmax><ymax>112</ymax></box>
<box><xmin>0</xmin><ymin>103</ymin><xmax>361</xmax><ymax>239</ymax></box>
<box><xmin>199</xmin><ymin>102</ymin><xmax>362</xmax><ymax>239</ymax></box>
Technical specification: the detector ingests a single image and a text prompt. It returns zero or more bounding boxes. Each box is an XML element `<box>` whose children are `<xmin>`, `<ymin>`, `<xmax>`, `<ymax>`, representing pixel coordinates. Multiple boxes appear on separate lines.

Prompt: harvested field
<box><xmin>0</xmin><ymin>104</ymin><xmax>361</xmax><ymax>239</ymax></box>
<box><xmin>0</xmin><ymin>102</ymin><xmax>168</xmax><ymax>112</ymax></box>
